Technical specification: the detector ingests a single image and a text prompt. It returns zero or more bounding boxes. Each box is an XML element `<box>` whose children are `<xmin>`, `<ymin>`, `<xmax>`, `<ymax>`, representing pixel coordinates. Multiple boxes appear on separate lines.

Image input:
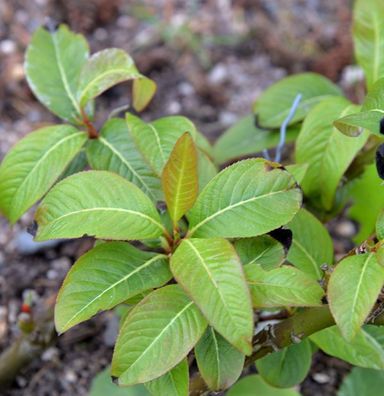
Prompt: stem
<box><xmin>0</xmin><ymin>298</ymin><xmax>56</xmax><ymax>387</ymax></box>
<box><xmin>80</xmin><ymin>108</ymin><xmax>98</xmax><ymax>139</ymax></box>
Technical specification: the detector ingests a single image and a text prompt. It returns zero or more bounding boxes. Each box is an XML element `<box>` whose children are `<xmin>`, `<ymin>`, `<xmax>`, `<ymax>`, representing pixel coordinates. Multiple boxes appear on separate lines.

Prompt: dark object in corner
<box><xmin>375</xmin><ymin>144</ymin><xmax>384</xmax><ymax>179</ymax></box>
<box><xmin>380</xmin><ymin>117</ymin><xmax>384</xmax><ymax>135</ymax></box>
<box><xmin>268</xmin><ymin>228</ymin><xmax>293</xmax><ymax>253</ymax></box>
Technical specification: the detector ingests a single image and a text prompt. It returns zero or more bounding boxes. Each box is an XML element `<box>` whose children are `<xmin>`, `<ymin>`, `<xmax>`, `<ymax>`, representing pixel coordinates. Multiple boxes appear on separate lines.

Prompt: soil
<box><xmin>0</xmin><ymin>0</ymin><xmax>358</xmax><ymax>395</ymax></box>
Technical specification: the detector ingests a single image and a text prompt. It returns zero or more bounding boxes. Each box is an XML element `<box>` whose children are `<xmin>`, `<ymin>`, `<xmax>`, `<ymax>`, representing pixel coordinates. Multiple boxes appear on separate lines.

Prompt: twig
<box><xmin>262</xmin><ymin>93</ymin><xmax>302</xmax><ymax>163</ymax></box>
<box><xmin>274</xmin><ymin>93</ymin><xmax>302</xmax><ymax>163</ymax></box>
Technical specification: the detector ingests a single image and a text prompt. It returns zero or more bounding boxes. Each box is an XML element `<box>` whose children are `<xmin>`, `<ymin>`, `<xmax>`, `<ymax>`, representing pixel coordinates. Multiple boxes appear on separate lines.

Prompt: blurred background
<box><xmin>0</xmin><ymin>0</ymin><xmax>357</xmax><ymax>395</ymax></box>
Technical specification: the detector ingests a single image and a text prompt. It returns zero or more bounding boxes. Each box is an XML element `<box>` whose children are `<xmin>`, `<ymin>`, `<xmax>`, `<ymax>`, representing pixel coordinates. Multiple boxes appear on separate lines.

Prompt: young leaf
<box><xmin>245</xmin><ymin>265</ymin><xmax>324</xmax><ymax>308</ymax></box>
<box><xmin>338</xmin><ymin>367</ymin><xmax>384</xmax><ymax>396</ymax></box>
<box><xmin>0</xmin><ymin>125</ymin><xmax>87</xmax><ymax>223</ymax></box>
<box><xmin>55</xmin><ymin>242</ymin><xmax>172</xmax><ymax>332</ymax></box>
<box><xmin>162</xmin><ymin>133</ymin><xmax>198</xmax><ymax>224</ymax></box>
<box><xmin>286</xmin><ymin>209</ymin><xmax>333</xmax><ymax>279</ymax></box>
<box><xmin>347</xmin><ymin>164</ymin><xmax>384</xmax><ymax>242</ymax></box>
<box><xmin>195</xmin><ymin>327</ymin><xmax>244</xmax><ymax>391</ymax></box>
<box><xmin>296</xmin><ymin>97</ymin><xmax>368</xmax><ymax>210</ymax></box>
<box><xmin>145</xmin><ymin>359</ymin><xmax>188</xmax><ymax>396</ymax></box>
<box><xmin>133</xmin><ymin>77</ymin><xmax>157</xmax><ymax>112</ymax></box>
<box><xmin>256</xmin><ymin>339</ymin><xmax>312</xmax><ymax>389</ymax></box>
<box><xmin>328</xmin><ymin>253</ymin><xmax>384</xmax><ymax>341</ymax></box>
<box><xmin>187</xmin><ymin>159</ymin><xmax>302</xmax><ymax>238</ymax></box>
<box><xmin>35</xmin><ymin>171</ymin><xmax>165</xmax><ymax>241</ymax></box>
<box><xmin>334</xmin><ymin>78</ymin><xmax>384</xmax><ymax>137</ymax></box>
<box><xmin>253</xmin><ymin>73</ymin><xmax>341</xmax><ymax>128</ymax></box>
<box><xmin>87</xmin><ymin>118</ymin><xmax>162</xmax><ymax>201</ymax></box>
<box><xmin>127</xmin><ymin>113</ymin><xmax>197</xmax><ymax>176</ymax></box>
<box><xmin>78</xmin><ymin>48</ymin><xmax>147</xmax><ymax>107</ymax></box>
<box><xmin>227</xmin><ymin>375</ymin><xmax>301</xmax><ymax>396</ymax></box>
<box><xmin>171</xmin><ymin>238</ymin><xmax>253</xmax><ymax>355</ymax></box>
<box><xmin>310</xmin><ymin>325</ymin><xmax>384</xmax><ymax>369</ymax></box>
<box><xmin>111</xmin><ymin>285</ymin><xmax>207</xmax><ymax>386</ymax></box>
<box><xmin>353</xmin><ymin>0</ymin><xmax>384</xmax><ymax>90</ymax></box>
<box><xmin>212</xmin><ymin>115</ymin><xmax>299</xmax><ymax>165</ymax></box>
<box><xmin>25</xmin><ymin>25</ymin><xmax>88</xmax><ymax>123</ymax></box>
<box><xmin>234</xmin><ymin>235</ymin><xmax>285</xmax><ymax>271</ymax></box>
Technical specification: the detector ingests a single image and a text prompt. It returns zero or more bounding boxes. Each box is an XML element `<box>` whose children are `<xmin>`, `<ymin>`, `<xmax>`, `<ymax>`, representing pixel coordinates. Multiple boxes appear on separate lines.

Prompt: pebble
<box><xmin>208</xmin><ymin>64</ymin><xmax>228</xmax><ymax>84</ymax></box>
<box><xmin>0</xmin><ymin>39</ymin><xmax>16</xmax><ymax>54</ymax></box>
<box><xmin>15</xmin><ymin>231</ymin><xmax>61</xmax><ymax>255</ymax></box>
<box><xmin>335</xmin><ymin>221</ymin><xmax>355</xmax><ymax>238</ymax></box>
<box><xmin>312</xmin><ymin>372</ymin><xmax>330</xmax><ymax>384</ymax></box>
<box><xmin>42</xmin><ymin>347</ymin><xmax>59</xmax><ymax>362</ymax></box>
<box><xmin>64</xmin><ymin>369</ymin><xmax>77</xmax><ymax>383</ymax></box>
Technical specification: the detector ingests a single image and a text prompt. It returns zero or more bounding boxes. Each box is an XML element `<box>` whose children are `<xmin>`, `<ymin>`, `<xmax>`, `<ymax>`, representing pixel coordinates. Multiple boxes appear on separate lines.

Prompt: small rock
<box><xmin>208</xmin><ymin>64</ymin><xmax>228</xmax><ymax>84</ymax></box>
<box><xmin>168</xmin><ymin>101</ymin><xmax>181</xmax><ymax>114</ymax></box>
<box><xmin>313</xmin><ymin>372</ymin><xmax>330</xmax><ymax>384</ymax></box>
<box><xmin>42</xmin><ymin>347</ymin><xmax>59</xmax><ymax>362</ymax></box>
<box><xmin>0</xmin><ymin>39</ymin><xmax>16</xmax><ymax>54</ymax></box>
<box><xmin>14</xmin><ymin>231</ymin><xmax>62</xmax><ymax>255</ymax></box>
<box><xmin>64</xmin><ymin>369</ymin><xmax>77</xmax><ymax>383</ymax></box>
<box><xmin>178</xmin><ymin>82</ymin><xmax>194</xmax><ymax>96</ymax></box>
<box><xmin>335</xmin><ymin>221</ymin><xmax>355</xmax><ymax>238</ymax></box>
<box><xmin>103</xmin><ymin>315</ymin><xmax>119</xmax><ymax>346</ymax></box>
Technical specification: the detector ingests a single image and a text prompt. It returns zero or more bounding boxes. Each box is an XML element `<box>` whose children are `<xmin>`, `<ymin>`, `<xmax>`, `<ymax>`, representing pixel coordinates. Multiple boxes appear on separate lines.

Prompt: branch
<box><xmin>0</xmin><ymin>296</ymin><xmax>56</xmax><ymax>387</ymax></box>
<box><xmin>189</xmin><ymin>305</ymin><xmax>384</xmax><ymax>395</ymax></box>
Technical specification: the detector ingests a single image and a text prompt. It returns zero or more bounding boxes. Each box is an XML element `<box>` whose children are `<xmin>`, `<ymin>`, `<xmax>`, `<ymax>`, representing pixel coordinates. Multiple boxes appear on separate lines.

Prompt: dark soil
<box><xmin>0</xmin><ymin>0</ymin><xmax>357</xmax><ymax>395</ymax></box>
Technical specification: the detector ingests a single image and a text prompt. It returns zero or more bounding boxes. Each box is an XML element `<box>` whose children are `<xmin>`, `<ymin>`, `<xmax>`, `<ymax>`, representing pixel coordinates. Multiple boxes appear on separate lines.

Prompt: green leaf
<box><xmin>162</xmin><ymin>133</ymin><xmax>198</xmax><ymax>223</ymax></box>
<box><xmin>256</xmin><ymin>339</ymin><xmax>312</xmax><ymax>389</ymax></box>
<box><xmin>78</xmin><ymin>48</ymin><xmax>142</xmax><ymax>107</ymax></box>
<box><xmin>132</xmin><ymin>77</ymin><xmax>157</xmax><ymax>112</ymax></box>
<box><xmin>227</xmin><ymin>375</ymin><xmax>301</xmax><ymax>396</ymax></box>
<box><xmin>295</xmin><ymin>97</ymin><xmax>368</xmax><ymax>210</ymax></box>
<box><xmin>195</xmin><ymin>327</ymin><xmax>244</xmax><ymax>391</ymax></box>
<box><xmin>347</xmin><ymin>164</ymin><xmax>384</xmax><ymax>242</ymax></box>
<box><xmin>127</xmin><ymin>113</ymin><xmax>197</xmax><ymax>176</ymax></box>
<box><xmin>234</xmin><ymin>235</ymin><xmax>285</xmax><ymax>271</ymax></box>
<box><xmin>187</xmin><ymin>159</ymin><xmax>302</xmax><ymax>238</ymax></box>
<box><xmin>145</xmin><ymin>359</ymin><xmax>188</xmax><ymax>396</ymax></box>
<box><xmin>286</xmin><ymin>209</ymin><xmax>333</xmax><ymax>279</ymax></box>
<box><xmin>245</xmin><ymin>265</ymin><xmax>324</xmax><ymax>308</ymax></box>
<box><xmin>0</xmin><ymin>125</ymin><xmax>87</xmax><ymax>223</ymax></box>
<box><xmin>310</xmin><ymin>325</ymin><xmax>384</xmax><ymax>369</ymax></box>
<box><xmin>328</xmin><ymin>252</ymin><xmax>384</xmax><ymax>341</ymax></box>
<box><xmin>212</xmin><ymin>115</ymin><xmax>299</xmax><ymax>165</ymax></box>
<box><xmin>338</xmin><ymin>367</ymin><xmax>384</xmax><ymax>396</ymax></box>
<box><xmin>90</xmin><ymin>367</ymin><xmax>149</xmax><ymax>396</ymax></box>
<box><xmin>377</xmin><ymin>210</ymin><xmax>384</xmax><ymax>240</ymax></box>
<box><xmin>253</xmin><ymin>73</ymin><xmax>341</xmax><ymax>128</ymax></box>
<box><xmin>34</xmin><ymin>171</ymin><xmax>164</xmax><ymax>241</ymax></box>
<box><xmin>171</xmin><ymin>238</ymin><xmax>253</xmax><ymax>355</ymax></box>
<box><xmin>25</xmin><ymin>25</ymin><xmax>88</xmax><ymax>123</ymax></box>
<box><xmin>353</xmin><ymin>0</ymin><xmax>384</xmax><ymax>90</ymax></box>
<box><xmin>55</xmin><ymin>242</ymin><xmax>171</xmax><ymax>332</ymax></box>
<box><xmin>334</xmin><ymin>78</ymin><xmax>384</xmax><ymax>137</ymax></box>
<box><xmin>197</xmin><ymin>150</ymin><xmax>217</xmax><ymax>192</ymax></box>
<box><xmin>285</xmin><ymin>163</ymin><xmax>309</xmax><ymax>185</ymax></box>
<box><xmin>87</xmin><ymin>118</ymin><xmax>162</xmax><ymax>201</ymax></box>
<box><xmin>111</xmin><ymin>285</ymin><xmax>207</xmax><ymax>385</ymax></box>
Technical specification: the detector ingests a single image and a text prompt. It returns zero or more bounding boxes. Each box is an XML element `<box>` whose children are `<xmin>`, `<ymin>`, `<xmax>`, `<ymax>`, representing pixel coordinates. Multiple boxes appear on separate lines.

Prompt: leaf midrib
<box><xmin>40</xmin><ymin>207</ymin><xmax>164</xmax><ymax>233</ymax></box>
<box><xmin>11</xmin><ymin>131</ymin><xmax>85</xmax><ymax>218</ymax></box>
<box><xmin>291</xmin><ymin>239</ymin><xmax>321</xmax><ymax>279</ymax></box>
<box><xmin>79</xmin><ymin>67</ymin><xmax>138</xmax><ymax>105</ymax></box>
<box><xmin>60</xmin><ymin>254</ymin><xmax>166</xmax><ymax>330</ymax></box>
<box><xmin>350</xmin><ymin>254</ymin><xmax>374</xmax><ymax>322</ymax></box>
<box><xmin>51</xmin><ymin>32</ymin><xmax>81</xmax><ymax>116</ymax></box>
<box><xmin>189</xmin><ymin>189</ymin><xmax>296</xmax><ymax>236</ymax></box>
<box><xmin>121</xmin><ymin>301</ymin><xmax>194</xmax><ymax>376</ymax></box>
<box><xmin>98</xmin><ymin>137</ymin><xmax>156</xmax><ymax>200</ymax></box>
